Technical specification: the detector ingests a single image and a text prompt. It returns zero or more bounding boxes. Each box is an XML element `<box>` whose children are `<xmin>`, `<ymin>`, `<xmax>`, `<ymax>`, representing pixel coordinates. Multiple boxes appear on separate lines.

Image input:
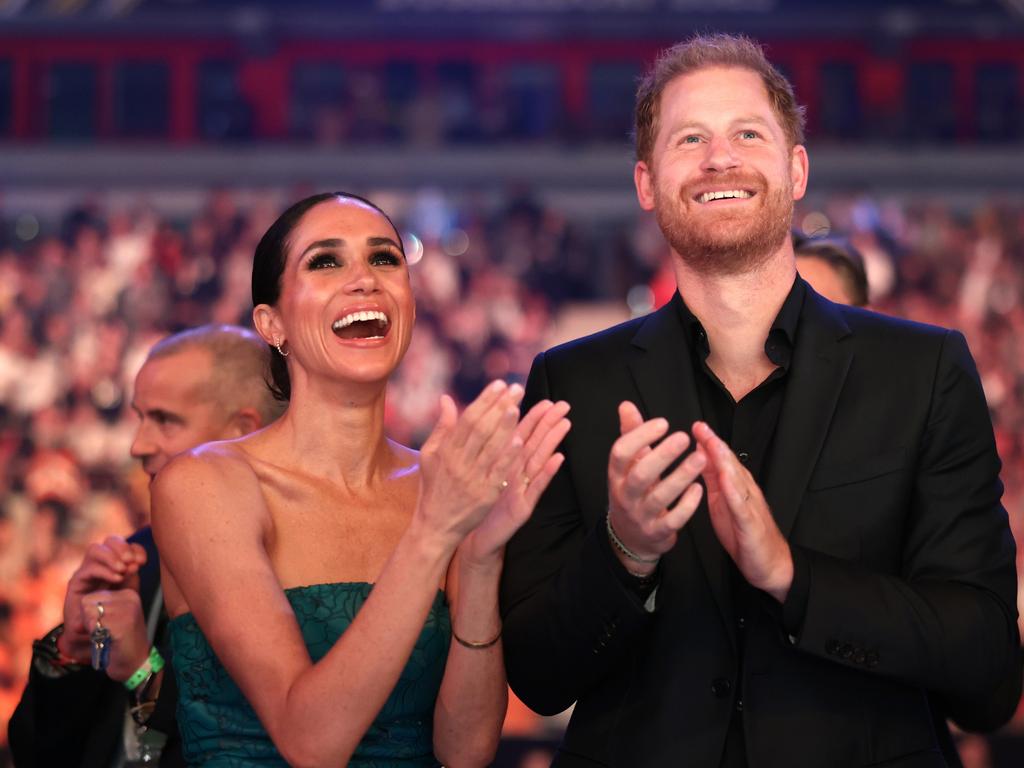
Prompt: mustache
<box><xmin>681</xmin><ymin>171</ymin><xmax>768</xmax><ymax>200</ymax></box>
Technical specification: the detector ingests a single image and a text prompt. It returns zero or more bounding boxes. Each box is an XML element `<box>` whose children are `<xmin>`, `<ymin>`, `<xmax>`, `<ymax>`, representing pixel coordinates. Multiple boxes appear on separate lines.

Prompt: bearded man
<box><xmin>500</xmin><ymin>34</ymin><xmax>1020</xmax><ymax>768</ymax></box>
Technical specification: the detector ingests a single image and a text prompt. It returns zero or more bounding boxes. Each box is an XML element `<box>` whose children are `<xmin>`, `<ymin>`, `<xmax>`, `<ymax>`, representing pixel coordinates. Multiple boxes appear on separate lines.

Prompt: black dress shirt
<box><xmin>677</xmin><ymin>278</ymin><xmax>808</xmax><ymax>768</ymax></box>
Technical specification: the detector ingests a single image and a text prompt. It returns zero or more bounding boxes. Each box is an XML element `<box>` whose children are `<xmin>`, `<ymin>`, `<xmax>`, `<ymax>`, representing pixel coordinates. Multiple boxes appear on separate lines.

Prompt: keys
<box><xmin>90</xmin><ymin>601</ymin><xmax>112</xmax><ymax>671</ymax></box>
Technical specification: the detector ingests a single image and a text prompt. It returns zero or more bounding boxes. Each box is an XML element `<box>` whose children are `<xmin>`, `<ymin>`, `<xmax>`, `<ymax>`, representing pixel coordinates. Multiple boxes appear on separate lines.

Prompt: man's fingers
<box><xmin>609</xmin><ymin>417</ymin><xmax>670</xmax><ymax>475</ymax></box>
<box><xmin>638</xmin><ymin>446</ymin><xmax>705</xmax><ymax>511</ymax></box>
<box><xmin>621</xmin><ymin>431</ymin><xmax>692</xmax><ymax>500</ymax></box>
<box><xmin>653</xmin><ymin>482</ymin><xmax>705</xmax><ymax>535</ymax></box>
<box><xmin>82</xmin><ymin>542</ymin><xmax>127</xmax><ymax>574</ymax></box>
<box><xmin>618</xmin><ymin>401</ymin><xmax>645</xmax><ymax>435</ymax></box>
<box><xmin>75</xmin><ymin>560</ymin><xmax>130</xmax><ymax>587</ymax></box>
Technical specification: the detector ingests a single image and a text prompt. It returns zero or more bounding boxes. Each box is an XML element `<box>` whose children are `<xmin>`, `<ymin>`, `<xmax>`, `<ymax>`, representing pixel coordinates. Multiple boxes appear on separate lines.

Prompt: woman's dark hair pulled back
<box><xmin>251</xmin><ymin>191</ymin><xmax>402</xmax><ymax>401</ymax></box>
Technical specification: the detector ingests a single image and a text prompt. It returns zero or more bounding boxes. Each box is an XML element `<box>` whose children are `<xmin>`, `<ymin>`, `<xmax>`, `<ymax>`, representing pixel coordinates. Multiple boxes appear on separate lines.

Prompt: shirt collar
<box><xmin>672</xmin><ymin>275</ymin><xmax>806</xmax><ymax>366</ymax></box>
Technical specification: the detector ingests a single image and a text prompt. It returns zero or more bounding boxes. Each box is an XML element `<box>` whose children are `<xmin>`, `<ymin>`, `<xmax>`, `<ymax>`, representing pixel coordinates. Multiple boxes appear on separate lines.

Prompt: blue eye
<box><xmin>308</xmin><ymin>253</ymin><xmax>339</xmax><ymax>270</ymax></box>
<box><xmin>740</xmin><ymin>130</ymin><xmax>759</xmax><ymax>140</ymax></box>
<box><xmin>683</xmin><ymin>135</ymin><xmax>701</xmax><ymax>144</ymax></box>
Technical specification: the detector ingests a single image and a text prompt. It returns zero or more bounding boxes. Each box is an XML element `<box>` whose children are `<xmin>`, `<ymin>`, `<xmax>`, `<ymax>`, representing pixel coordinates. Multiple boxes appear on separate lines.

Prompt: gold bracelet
<box><xmin>451</xmin><ymin>625</ymin><xmax>501</xmax><ymax>650</ymax></box>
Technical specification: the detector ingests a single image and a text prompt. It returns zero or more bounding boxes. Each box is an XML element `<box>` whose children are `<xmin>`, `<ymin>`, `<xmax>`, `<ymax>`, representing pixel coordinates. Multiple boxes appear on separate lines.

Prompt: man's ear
<box><xmin>252</xmin><ymin>304</ymin><xmax>282</xmax><ymax>348</ymax></box>
<box><xmin>790</xmin><ymin>144</ymin><xmax>809</xmax><ymax>201</ymax></box>
<box><xmin>634</xmin><ymin>161</ymin><xmax>657</xmax><ymax>212</ymax></box>
<box><xmin>225</xmin><ymin>407</ymin><xmax>262</xmax><ymax>439</ymax></box>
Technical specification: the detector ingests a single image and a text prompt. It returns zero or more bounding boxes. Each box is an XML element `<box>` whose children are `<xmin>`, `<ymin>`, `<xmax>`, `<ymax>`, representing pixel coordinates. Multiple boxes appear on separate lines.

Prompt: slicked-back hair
<box><xmin>633</xmin><ymin>33</ymin><xmax>806</xmax><ymax>165</ymax></box>
<box><xmin>147</xmin><ymin>324</ymin><xmax>285</xmax><ymax>426</ymax></box>
<box><xmin>795</xmin><ymin>237</ymin><xmax>870</xmax><ymax>308</ymax></box>
<box><xmin>250</xmin><ymin>192</ymin><xmax>403</xmax><ymax>402</ymax></box>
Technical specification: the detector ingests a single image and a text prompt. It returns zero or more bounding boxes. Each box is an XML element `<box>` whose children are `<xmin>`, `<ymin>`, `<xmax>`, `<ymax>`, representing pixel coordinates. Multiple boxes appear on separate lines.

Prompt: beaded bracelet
<box><xmin>606</xmin><ymin>512</ymin><xmax>661</xmax><ymax>564</ymax></box>
<box><xmin>124</xmin><ymin>646</ymin><xmax>165</xmax><ymax>692</ymax></box>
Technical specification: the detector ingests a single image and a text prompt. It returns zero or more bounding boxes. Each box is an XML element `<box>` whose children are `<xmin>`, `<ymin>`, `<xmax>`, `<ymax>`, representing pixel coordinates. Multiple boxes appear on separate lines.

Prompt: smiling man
<box><xmin>10</xmin><ymin>324</ymin><xmax>283</xmax><ymax>768</ymax></box>
<box><xmin>501</xmin><ymin>34</ymin><xmax>1020</xmax><ymax>767</ymax></box>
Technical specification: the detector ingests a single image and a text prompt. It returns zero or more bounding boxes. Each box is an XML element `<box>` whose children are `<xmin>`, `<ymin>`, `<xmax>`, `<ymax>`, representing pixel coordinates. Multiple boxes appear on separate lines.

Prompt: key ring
<box><xmin>90</xmin><ymin>601</ymin><xmax>112</xmax><ymax>671</ymax></box>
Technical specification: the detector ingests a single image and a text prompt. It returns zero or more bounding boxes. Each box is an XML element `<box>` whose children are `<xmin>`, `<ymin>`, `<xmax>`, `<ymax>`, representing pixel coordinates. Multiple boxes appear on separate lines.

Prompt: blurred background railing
<box><xmin>1</xmin><ymin>1</ymin><xmax>1023</xmax><ymax>766</ymax></box>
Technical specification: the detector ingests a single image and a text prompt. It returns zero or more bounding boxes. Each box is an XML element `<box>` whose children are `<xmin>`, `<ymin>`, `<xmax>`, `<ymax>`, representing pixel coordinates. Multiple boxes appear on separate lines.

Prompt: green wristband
<box><xmin>124</xmin><ymin>646</ymin><xmax>165</xmax><ymax>691</ymax></box>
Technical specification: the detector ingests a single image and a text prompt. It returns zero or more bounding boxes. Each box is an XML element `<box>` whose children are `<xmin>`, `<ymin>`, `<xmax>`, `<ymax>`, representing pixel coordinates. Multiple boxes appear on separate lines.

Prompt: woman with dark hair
<box><xmin>150</xmin><ymin>192</ymin><xmax>571</xmax><ymax>767</ymax></box>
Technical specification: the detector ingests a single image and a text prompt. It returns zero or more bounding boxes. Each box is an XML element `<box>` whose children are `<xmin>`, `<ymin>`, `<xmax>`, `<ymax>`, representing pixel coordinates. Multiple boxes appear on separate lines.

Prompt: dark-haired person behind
<box><xmin>149</xmin><ymin>192</ymin><xmax>571</xmax><ymax>767</ymax></box>
<box><xmin>500</xmin><ymin>34</ymin><xmax>1019</xmax><ymax>767</ymax></box>
<box><xmin>10</xmin><ymin>325</ymin><xmax>284</xmax><ymax>768</ymax></box>
<box><xmin>795</xmin><ymin>235</ymin><xmax>870</xmax><ymax>307</ymax></box>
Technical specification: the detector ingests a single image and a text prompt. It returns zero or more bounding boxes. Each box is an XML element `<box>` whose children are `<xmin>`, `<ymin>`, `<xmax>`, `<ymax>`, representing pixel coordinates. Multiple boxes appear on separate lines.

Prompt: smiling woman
<box><xmin>150</xmin><ymin>192</ymin><xmax>572</xmax><ymax>768</ymax></box>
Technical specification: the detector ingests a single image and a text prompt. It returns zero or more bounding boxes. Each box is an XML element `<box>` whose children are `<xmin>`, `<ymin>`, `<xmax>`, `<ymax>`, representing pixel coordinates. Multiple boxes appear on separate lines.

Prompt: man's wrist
<box><xmin>32</xmin><ymin>625</ymin><xmax>86</xmax><ymax>678</ymax></box>
<box><xmin>606</xmin><ymin>511</ymin><xmax>661</xmax><ymax>568</ymax></box>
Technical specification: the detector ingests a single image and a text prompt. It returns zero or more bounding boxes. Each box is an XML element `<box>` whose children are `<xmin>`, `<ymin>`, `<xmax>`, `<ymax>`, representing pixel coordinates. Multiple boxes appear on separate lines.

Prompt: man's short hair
<box><xmin>795</xmin><ymin>237</ymin><xmax>870</xmax><ymax>307</ymax></box>
<box><xmin>634</xmin><ymin>33</ymin><xmax>806</xmax><ymax>165</ymax></box>
<box><xmin>147</xmin><ymin>324</ymin><xmax>285</xmax><ymax>427</ymax></box>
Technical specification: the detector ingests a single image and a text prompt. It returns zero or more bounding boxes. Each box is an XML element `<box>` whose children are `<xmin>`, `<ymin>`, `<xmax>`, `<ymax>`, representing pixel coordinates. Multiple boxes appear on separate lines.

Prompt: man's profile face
<box><xmin>636</xmin><ymin>66</ymin><xmax>808</xmax><ymax>275</ymax></box>
<box><xmin>129</xmin><ymin>346</ymin><xmax>233</xmax><ymax>479</ymax></box>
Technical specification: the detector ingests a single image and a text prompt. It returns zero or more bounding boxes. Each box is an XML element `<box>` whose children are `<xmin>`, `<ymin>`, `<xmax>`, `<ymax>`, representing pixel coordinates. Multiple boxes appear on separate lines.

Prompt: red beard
<box><xmin>654</xmin><ymin>169</ymin><xmax>794</xmax><ymax>277</ymax></box>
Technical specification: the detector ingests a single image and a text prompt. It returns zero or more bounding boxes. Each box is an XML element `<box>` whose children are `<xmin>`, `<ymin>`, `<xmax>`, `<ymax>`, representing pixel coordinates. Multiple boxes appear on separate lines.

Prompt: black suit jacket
<box><xmin>500</xmin><ymin>284</ymin><xmax>1020</xmax><ymax>768</ymax></box>
<box><xmin>9</xmin><ymin>526</ymin><xmax>183</xmax><ymax>768</ymax></box>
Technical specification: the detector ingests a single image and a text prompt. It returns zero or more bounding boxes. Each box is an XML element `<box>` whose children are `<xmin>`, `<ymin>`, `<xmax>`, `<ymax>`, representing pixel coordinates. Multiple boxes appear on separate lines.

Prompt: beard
<box><xmin>654</xmin><ymin>169</ymin><xmax>794</xmax><ymax>277</ymax></box>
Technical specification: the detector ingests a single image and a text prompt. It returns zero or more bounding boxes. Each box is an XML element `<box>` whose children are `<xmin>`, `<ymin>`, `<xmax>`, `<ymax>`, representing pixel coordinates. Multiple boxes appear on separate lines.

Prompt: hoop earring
<box><xmin>274</xmin><ymin>339</ymin><xmax>289</xmax><ymax>358</ymax></box>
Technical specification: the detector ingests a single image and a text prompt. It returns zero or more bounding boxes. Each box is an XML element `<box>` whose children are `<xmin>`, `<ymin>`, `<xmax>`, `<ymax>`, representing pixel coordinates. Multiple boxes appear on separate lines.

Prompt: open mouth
<box><xmin>331</xmin><ymin>310</ymin><xmax>390</xmax><ymax>340</ymax></box>
<box><xmin>694</xmin><ymin>189</ymin><xmax>755</xmax><ymax>204</ymax></box>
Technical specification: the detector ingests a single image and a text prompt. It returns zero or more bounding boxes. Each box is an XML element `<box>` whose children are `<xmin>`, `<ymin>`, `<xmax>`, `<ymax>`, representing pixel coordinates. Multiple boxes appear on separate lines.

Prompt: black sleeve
<box><xmin>789</xmin><ymin>330</ymin><xmax>1020</xmax><ymax>729</ymax></box>
<box><xmin>500</xmin><ymin>352</ymin><xmax>655</xmax><ymax>716</ymax></box>
<box><xmin>9</xmin><ymin>635</ymin><xmax>123</xmax><ymax>767</ymax></box>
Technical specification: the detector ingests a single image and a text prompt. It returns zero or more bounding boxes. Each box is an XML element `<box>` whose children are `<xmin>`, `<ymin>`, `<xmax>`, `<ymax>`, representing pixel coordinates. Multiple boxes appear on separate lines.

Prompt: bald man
<box><xmin>10</xmin><ymin>324</ymin><xmax>284</xmax><ymax>768</ymax></box>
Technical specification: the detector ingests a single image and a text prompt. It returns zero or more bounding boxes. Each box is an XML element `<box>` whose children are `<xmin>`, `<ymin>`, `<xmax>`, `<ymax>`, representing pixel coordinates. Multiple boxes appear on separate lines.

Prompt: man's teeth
<box><xmin>698</xmin><ymin>190</ymin><xmax>753</xmax><ymax>204</ymax></box>
<box><xmin>332</xmin><ymin>310</ymin><xmax>389</xmax><ymax>330</ymax></box>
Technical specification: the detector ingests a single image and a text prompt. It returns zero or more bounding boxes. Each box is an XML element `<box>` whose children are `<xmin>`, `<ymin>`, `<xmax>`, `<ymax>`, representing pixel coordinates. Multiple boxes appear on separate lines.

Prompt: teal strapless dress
<box><xmin>168</xmin><ymin>582</ymin><xmax>450</xmax><ymax>767</ymax></box>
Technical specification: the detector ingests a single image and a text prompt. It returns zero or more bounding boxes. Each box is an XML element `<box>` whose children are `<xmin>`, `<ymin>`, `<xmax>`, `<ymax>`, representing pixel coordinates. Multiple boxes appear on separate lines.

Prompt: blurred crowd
<box><xmin>1</xmin><ymin>187</ymin><xmax>1022</xmax><ymax>764</ymax></box>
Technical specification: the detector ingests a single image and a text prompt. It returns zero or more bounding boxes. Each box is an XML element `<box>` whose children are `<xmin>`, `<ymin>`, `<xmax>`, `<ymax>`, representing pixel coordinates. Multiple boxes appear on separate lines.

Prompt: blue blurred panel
<box><xmin>197</xmin><ymin>59</ymin><xmax>252</xmax><ymax>141</ymax></box>
<box><xmin>976</xmin><ymin>62</ymin><xmax>1021</xmax><ymax>143</ymax></box>
<box><xmin>291</xmin><ymin>61</ymin><xmax>347</xmax><ymax>139</ymax></box>
<box><xmin>48</xmin><ymin>62</ymin><xmax>97</xmax><ymax>140</ymax></box>
<box><xmin>588</xmin><ymin>60</ymin><xmax>642</xmax><ymax>143</ymax></box>
<box><xmin>906</xmin><ymin>61</ymin><xmax>956</xmax><ymax>142</ymax></box>
<box><xmin>818</xmin><ymin>61</ymin><xmax>861</xmax><ymax>142</ymax></box>
<box><xmin>115</xmin><ymin>61</ymin><xmax>169</xmax><ymax>138</ymax></box>
<box><xmin>502</xmin><ymin>62</ymin><xmax>561</xmax><ymax>141</ymax></box>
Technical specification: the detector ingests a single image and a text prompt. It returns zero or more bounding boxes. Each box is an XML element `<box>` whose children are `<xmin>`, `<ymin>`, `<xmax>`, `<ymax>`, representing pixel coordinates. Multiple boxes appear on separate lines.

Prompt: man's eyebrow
<box><xmin>299</xmin><ymin>238</ymin><xmax>345</xmax><ymax>259</ymax></box>
<box><xmin>732</xmin><ymin>115</ymin><xmax>773</xmax><ymax>128</ymax></box>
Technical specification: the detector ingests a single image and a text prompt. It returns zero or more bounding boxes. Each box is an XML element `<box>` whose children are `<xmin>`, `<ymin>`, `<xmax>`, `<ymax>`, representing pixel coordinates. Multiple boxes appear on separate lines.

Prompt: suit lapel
<box><xmin>763</xmin><ymin>287</ymin><xmax>853</xmax><ymax>538</ymax></box>
<box><xmin>627</xmin><ymin>296</ymin><xmax>736</xmax><ymax>646</ymax></box>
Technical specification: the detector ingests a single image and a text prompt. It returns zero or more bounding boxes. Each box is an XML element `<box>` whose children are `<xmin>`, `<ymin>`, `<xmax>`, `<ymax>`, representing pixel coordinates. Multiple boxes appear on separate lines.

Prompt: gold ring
<box><xmin>95</xmin><ymin>601</ymin><xmax>105</xmax><ymax>628</ymax></box>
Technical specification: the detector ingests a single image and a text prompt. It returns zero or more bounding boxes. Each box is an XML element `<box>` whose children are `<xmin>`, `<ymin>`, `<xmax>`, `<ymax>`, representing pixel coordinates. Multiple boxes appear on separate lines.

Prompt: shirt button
<box><xmin>738</xmin><ymin>451</ymin><xmax>750</xmax><ymax>464</ymax></box>
<box><xmin>736</xmin><ymin>698</ymin><xmax>744</xmax><ymax>712</ymax></box>
<box><xmin>711</xmin><ymin>678</ymin><xmax>732</xmax><ymax>697</ymax></box>
<box><xmin>737</xmin><ymin>617</ymin><xmax>746</xmax><ymax>630</ymax></box>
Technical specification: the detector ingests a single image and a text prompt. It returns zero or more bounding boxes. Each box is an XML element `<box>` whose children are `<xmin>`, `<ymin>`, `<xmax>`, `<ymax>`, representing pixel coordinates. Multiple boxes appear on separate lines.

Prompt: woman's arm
<box><xmin>433</xmin><ymin>398</ymin><xmax>571</xmax><ymax>767</ymax></box>
<box><xmin>153</xmin><ymin>382</ymin><xmax>528</xmax><ymax>768</ymax></box>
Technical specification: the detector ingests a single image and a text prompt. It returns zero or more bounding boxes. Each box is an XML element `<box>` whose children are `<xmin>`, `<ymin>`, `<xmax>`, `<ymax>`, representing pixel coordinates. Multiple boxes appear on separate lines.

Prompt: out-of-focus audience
<box><xmin>1</xmin><ymin>189</ymin><xmax>1022</xmax><ymax>765</ymax></box>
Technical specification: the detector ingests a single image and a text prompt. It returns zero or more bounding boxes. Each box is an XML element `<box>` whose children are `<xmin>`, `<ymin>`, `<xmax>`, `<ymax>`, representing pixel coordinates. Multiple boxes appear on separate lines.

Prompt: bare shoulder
<box><xmin>152</xmin><ymin>441</ymin><xmax>260</xmax><ymax>513</ymax></box>
<box><xmin>151</xmin><ymin>441</ymin><xmax>268</xmax><ymax>552</ymax></box>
